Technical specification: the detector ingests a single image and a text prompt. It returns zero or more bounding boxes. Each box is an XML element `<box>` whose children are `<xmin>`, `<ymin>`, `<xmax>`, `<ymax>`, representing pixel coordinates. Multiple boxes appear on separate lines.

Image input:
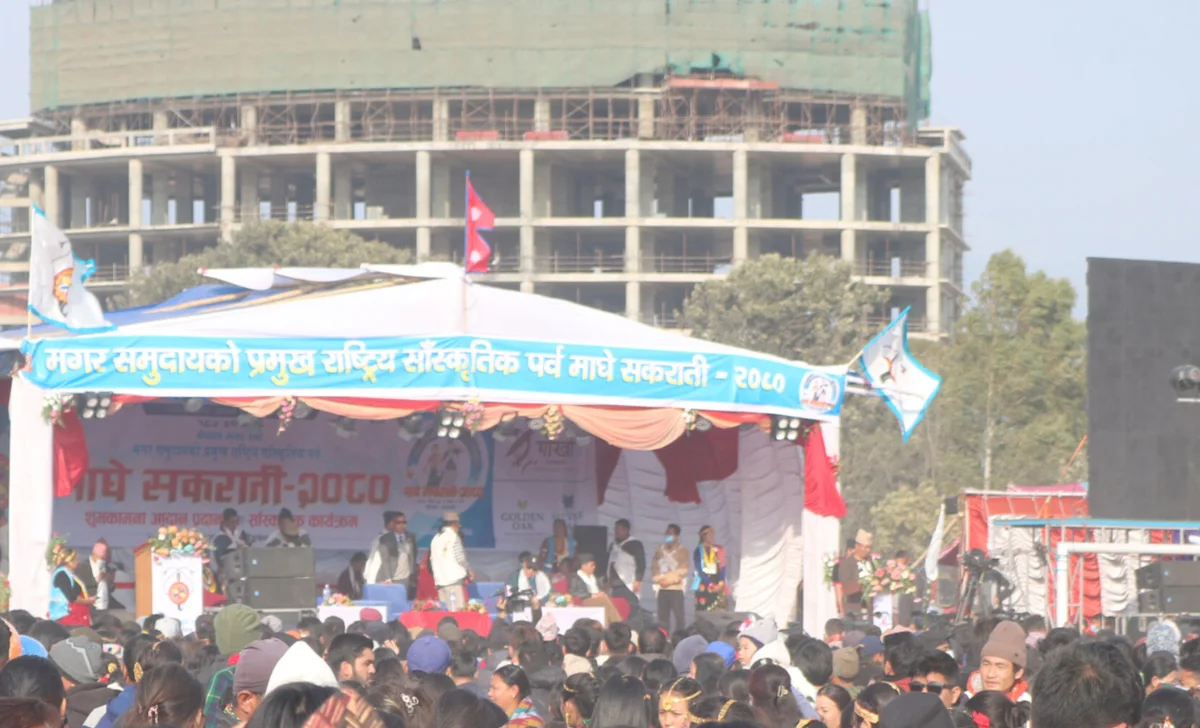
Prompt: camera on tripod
<box><xmin>1170</xmin><ymin>365</ymin><xmax>1200</xmax><ymax>402</ymax></box>
<box><xmin>963</xmin><ymin>548</ymin><xmax>998</xmax><ymax>574</ymax></box>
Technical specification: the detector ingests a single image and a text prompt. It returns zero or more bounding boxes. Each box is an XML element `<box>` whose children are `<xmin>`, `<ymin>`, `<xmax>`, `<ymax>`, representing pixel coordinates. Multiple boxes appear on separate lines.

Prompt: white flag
<box><xmin>925</xmin><ymin>503</ymin><xmax>945</xmax><ymax>583</ymax></box>
<box><xmin>857</xmin><ymin>307</ymin><xmax>941</xmax><ymax>441</ymax></box>
<box><xmin>28</xmin><ymin>206</ymin><xmax>113</xmax><ymax>332</ymax></box>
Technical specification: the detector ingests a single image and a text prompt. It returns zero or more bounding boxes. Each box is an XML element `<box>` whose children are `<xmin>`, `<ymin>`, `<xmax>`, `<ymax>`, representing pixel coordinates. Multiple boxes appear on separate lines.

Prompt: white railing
<box><xmin>1</xmin><ymin>127</ymin><xmax>217</xmax><ymax>158</ymax></box>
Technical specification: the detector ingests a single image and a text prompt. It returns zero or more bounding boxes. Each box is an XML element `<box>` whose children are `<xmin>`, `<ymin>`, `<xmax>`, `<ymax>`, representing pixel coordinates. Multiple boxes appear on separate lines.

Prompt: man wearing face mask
<box><xmin>652</xmin><ymin>523</ymin><xmax>689</xmax><ymax>633</ymax></box>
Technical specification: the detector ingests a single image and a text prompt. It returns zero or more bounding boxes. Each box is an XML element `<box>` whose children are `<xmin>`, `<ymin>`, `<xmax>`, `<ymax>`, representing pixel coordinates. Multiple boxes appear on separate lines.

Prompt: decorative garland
<box><xmin>277</xmin><ymin>396</ymin><xmax>297</xmax><ymax>435</ymax></box>
<box><xmin>322</xmin><ymin>593</ymin><xmax>355</xmax><ymax>607</ymax></box>
<box><xmin>0</xmin><ymin>574</ymin><xmax>10</xmax><ymax>613</ymax></box>
<box><xmin>410</xmin><ymin>599</ymin><xmax>447</xmax><ymax>612</ymax></box>
<box><xmin>41</xmin><ymin>393</ymin><xmax>72</xmax><ymax>427</ymax></box>
<box><xmin>46</xmin><ymin>533</ymin><xmax>72</xmax><ymax>569</ymax></box>
<box><xmin>543</xmin><ymin>406</ymin><xmax>565</xmax><ymax>440</ymax></box>
<box><xmin>462</xmin><ymin>398</ymin><xmax>485</xmax><ymax>433</ymax></box>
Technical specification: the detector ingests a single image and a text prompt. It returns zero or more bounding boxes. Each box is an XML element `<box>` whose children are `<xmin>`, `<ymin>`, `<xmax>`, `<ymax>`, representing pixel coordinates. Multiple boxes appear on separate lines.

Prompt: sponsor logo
<box><xmin>800</xmin><ymin>372</ymin><xmax>841</xmax><ymax>413</ymax></box>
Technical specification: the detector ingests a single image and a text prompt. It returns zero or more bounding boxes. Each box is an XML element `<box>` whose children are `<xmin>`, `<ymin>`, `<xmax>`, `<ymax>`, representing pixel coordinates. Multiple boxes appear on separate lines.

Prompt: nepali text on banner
<box><xmin>22</xmin><ymin>335</ymin><xmax>846</xmax><ymax>418</ymax></box>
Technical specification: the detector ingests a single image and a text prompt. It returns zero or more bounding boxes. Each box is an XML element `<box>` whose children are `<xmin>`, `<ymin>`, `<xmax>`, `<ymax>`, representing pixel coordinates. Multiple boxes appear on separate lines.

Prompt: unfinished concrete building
<box><xmin>0</xmin><ymin>0</ymin><xmax>968</xmax><ymax>335</ymax></box>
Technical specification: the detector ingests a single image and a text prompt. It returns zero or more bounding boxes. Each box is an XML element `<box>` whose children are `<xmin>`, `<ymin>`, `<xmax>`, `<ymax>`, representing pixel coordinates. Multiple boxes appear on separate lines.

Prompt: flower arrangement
<box><xmin>0</xmin><ymin>573</ymin><xmax>10</xmax><ymax>612</ymax></box>
<box><xmin>277</xmin><ymin>397</ymin><xmax>297</xmax><ymax>435</ymax></box>
<box><xmin>464</xmin><ymin>599</ymin><xmax>488</xmax><ymax>613</ymax></box>
<box><xmin>41</xmin><ymin>393</ymin><xmax>72</xmax><ymax>427</ymax></box>
<box><xmin>822</xmin><ymin>553</ymin><xmax>839</xmax><ymax>587</ymax></box>
<box><xmin>46</xmin><ymin>533</ymin><xmax>73</xmax><ymax>569</ymax></box>
<box><xmin>550</xmin><ymin>593</ymin><xmax>573</xmax><ymax>608</ymax></box>
<box><xmin>543</xmin><ymin>406</ymin><xmax>565</xmax><ymax>440</ymax></box>
<box><xmin>861</xmin><ymin>559</ymin><xmax>918</xmax><ymax>597</ymax></box>
<box><xmin>410</xmin><ymin>600</ymin><xmax>446</xmax><ymax>613</ymax></box>
<box><xmin>322</xmin><ymin>592</ymin><xmax>355</xmax><ymax>607</ymax></box>
<box><xmin>462</xmin><ymin>398</ymin><xmax>485</xmax><ymax>433</ymax></box>
<box><xmin>148</xmin><ymin>526</ymin><xmax>211</xmax><ymax>559</ymax></box>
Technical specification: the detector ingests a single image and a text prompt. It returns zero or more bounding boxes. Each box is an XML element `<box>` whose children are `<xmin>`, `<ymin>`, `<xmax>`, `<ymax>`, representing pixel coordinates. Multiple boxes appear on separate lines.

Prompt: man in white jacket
<box><xmin>430</xmin><ymin>511</ymin><xmax>472</xmax><ymax>609</ymax></box>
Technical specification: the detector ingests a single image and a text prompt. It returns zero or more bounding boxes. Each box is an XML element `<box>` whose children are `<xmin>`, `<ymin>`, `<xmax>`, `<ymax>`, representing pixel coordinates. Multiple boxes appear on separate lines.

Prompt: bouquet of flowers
<box><xmin>148</xmin><ymin>526</ymin><xmax>211</xmax><ymax>559</ymax></box>
<box><xmin>465</xmin><ymin>599</ymin><xmax>488</xmax><ymax>613</ymax></box>
<box><xmin>823</xmin><ymin>553</ymin><xmax>839</xmax><ymax>587</ymax></box>
<box><xmin>410</xmin><ymin>600</ymin><xmax>446</xmax><ymax>612</ymax></box>
<box><xmin>549</xmin><ymin>593</ymin><xmax>574</xmax><ymax>608</ymax></box>
<box><xmin>0</xmin><ymin>573</ymin><xmax>10</xmax><ymax>612</ymax></box>
<box><xmin>862</xmin><ymin>558</ymin><xmax>918</xmax><ymax>597</ymax></box>
<box><xmin>322</xmin><ymin>593</ymin><xmax>354</xmax><ymax>607</ymax></box>
<box><xmin>41</xmin><ymin>393</ymin><xmax>72</xmax><ymax>427</ymax></box>
<box><xmin>462</xmin><ymin>398</ymin><xmax>485</xmax><ymax>434</ymax></box>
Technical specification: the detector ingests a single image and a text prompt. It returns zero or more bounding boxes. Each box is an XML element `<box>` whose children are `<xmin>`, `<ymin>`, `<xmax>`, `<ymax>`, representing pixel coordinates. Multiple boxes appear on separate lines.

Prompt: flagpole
<box><xmin>461</xmin><ymin>170</ymin><xmax>470</xmax><ymax>335</ymax></box>
<box><xmin>25</xmin><ymin>201</ymin><xmax>35</xmax><ymax>340</ymax></box>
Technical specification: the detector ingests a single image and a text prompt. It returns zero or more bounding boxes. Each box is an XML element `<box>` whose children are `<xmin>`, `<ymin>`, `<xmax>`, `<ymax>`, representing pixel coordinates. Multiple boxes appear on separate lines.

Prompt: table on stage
<box><xmin>544</xmin><ymin>606</ymin><xmax>607</xmax><ymax>629</ymax></box>
<box><xmin>400</xmin><ymin>610</ymin><xmax>492</xmax><ymax>637</ymax></box>
<box><xmin>317</xmin><ymin>604</ymin><xmax>390</xmax><ymax>624</ymax></box>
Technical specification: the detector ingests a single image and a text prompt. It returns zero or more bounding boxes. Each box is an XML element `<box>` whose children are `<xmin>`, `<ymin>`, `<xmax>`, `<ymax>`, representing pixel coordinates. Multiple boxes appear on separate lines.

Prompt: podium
<box><xmin>133</xmin><ymin>542</ymin><xmax>204</xmax><ymax>633</ymax></box>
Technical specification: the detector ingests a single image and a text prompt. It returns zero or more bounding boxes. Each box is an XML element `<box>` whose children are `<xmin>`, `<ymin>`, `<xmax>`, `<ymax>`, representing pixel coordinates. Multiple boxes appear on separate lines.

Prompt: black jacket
<box><xmin>65</xmin><ymin>682</ymin><xmax>117</xmax><ymax>728</ymax></box>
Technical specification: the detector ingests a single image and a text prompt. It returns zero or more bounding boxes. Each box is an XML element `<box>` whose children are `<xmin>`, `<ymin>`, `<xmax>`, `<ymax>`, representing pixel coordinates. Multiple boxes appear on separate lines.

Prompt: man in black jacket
<box><xmin>607</xmin><ymin>519</ymin><xmax>645</xmax><ymax>609</ymax></box>
<box><xmin>50</xmin><ymin>636</ymin><xmax>114</xmax><ymax>728</ymax></box>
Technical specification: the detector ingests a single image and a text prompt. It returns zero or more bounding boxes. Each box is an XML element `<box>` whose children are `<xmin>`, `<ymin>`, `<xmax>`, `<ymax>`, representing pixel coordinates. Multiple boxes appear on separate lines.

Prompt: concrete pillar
<box><xmin>637</xmin><ymin>95</ymin><xmax>656</xmax><ymax>139</ymax></box>
<box><xmin>43</xmin><ymin>165</ymin><xmax>60</xmax><ymax>228</ymax></box>
<box><xmin>925</xmin><ymin>153</ymin><xmax>943</xmax><ymax>227</ymax></box>
<box><xmin>732</xmin><ymin>150</ymin><xmax>749</xmax><ymax>263</ymax></box>
<box><xmin>69</xmin><ymin>173</ymin><xmax>89</xmax><ymax>229</ymax></box>
<box><xmin>433</xmin><ymin>98</ymin><xmax>449</xmax><ymax>142</ymax></box>
<box><xmin>128</xmin><ymin>234</ymin><xmax>144</xmax><ymax>273</ymax></box>
<box><xmin>840</xmin><ymin>230</ymin><xmax>857</xmax><ymax>267</ymax></box>
<box><xmin>177</xmin><ymin>174</ymin><xmax>194</xmax><ymax>225</ymax></box>
<box><xmin>333</xmin><ymin>162</ymin><xmax>352</xmax><ymax>220</ymax></box>
<box><xmin>150</xmin><ymin>171</ymin><xmax>169</xmax><ymax>226</ymax></box>
<box><xmin>533</xmin><ymin>100</ymin><xmax>551</xmax><ymax>133</ymax></box>
<box><xmin>850</xmin><ymin>105</ymin><xmax>868</xmax><ymax>146</ymax></box>
<box><xmin>334</xmin><ymin>101</ymin><xmax>352</xmax><ymax>142</ymax></box>
<box><xmin>624</xmin><ymin>150</ymin><xmax>641</xmax><ymax>219</ymax></box>
<box><xmin>28</xmin><ymin>175</ymin><xmax>43</xmax><ymax>211</ymax></box>
<box><xmin>840</xmin><ymin>154</ymin><xmax>865</xmax><ymax>222</ymax></box>
<box><xmin>520</xmin><ymin>149</ymin><xmax>535</xmax><ymax>276</ymax></box>
<box><xmin>220</xmin><ymin>155</ymin><xmax>236</xmax><ymax>242</ymax></box>
<box><xmin>315</xmin><ymin>152</ymin><xmax>332</xmax><ymax>222</ymax></box>
<box><xmin>625</xmin><ymin>227</ymin><xmax>641</xmax><ymax>275</ymax></box>
<box><xmin>152</xmin><ymin>110</ymin><xmax>170</xmax><ymax>146</ymax></box>
<box><xmin>416</xmin><ymin>151</ymin><xmax>432</xmax><ymax>261</ymax></box>
<box><xmin>625</xmin><ymin>280</ymin><xmax>641</xmax><ymax>321</ymax></box>
<box><xmin>127</xmin><ymin>160</ymin><xmax>143</xmax><ymax>228</ymax></box>
<box><xmin>240</xmin><ymin>106</ymin><xmax>259</xmax><ymax>146</ymax></box>
<box><xmin>70</xmin><ymin>117</ymin><xmax>87</xmax><ymax>152</ymax></box>
<box><xmin>239</xmin><ymin>167</ymin><xmax>260</xmax><ymax>223</ymax></box>
<box><xmin>925</xmin><ymin>153</ymin><xmax>944</xmax><ymax>332</ymax></box>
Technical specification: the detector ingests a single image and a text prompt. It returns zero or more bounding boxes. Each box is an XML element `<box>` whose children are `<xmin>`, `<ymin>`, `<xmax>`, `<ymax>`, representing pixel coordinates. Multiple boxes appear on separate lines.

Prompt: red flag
<box><xmin>465</xmin><ymin>179</ymin><xmax>494</xmax><ymax>273</ymax></box>
<box><xmin>801</xmin><ymin>422</ymin><xmax>846</xmax><ymax>519</ymax></box>
<box><xmin>53</xmin><ymin>409</ymin><xmax>90</xmax><ymax>498</ymax></box>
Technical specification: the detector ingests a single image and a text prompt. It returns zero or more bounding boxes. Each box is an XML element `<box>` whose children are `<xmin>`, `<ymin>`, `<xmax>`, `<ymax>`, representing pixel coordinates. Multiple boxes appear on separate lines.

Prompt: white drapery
<box><xmin>9</xmin><ymin>375</ymin><xmax>54</xmax><ymax>617</ymax></box>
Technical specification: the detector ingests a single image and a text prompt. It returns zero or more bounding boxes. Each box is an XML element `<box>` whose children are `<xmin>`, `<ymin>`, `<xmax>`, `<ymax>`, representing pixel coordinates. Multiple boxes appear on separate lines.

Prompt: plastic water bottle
<box><xmin>448</xmin><ymin>589</ymin><xmax>459</xmax><ymax>612</ymax></box>
<box><xmin>322</xmin><ymin>584</ymin><xmax>332</xmax><ymax>601</ymax></box>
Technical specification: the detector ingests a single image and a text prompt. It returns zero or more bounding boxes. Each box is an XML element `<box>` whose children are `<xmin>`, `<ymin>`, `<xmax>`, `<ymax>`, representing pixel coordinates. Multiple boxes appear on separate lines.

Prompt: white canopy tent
<box><xmin>10</xmin><ymin>268</ymin><xmax>845</xmax><ymax>630</ymax></box>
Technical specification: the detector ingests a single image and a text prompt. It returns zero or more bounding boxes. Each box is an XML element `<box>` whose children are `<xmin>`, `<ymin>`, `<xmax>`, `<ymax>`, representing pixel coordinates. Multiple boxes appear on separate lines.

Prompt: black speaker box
<box><xmin>1163</xmin><ymin>586</ymin><xmax>1200</xmax><ymax>612</ymax></box>
<box><xmin>222</xmin><ymin>547</ymin><xmax>315</xmax><ymax>580</ymax></box>
<box><xmin>228</xmin><ymin>577</ymin><xmax>316</xmax><ymax>609</ymax></box>
<box><xmin>695</xmin><ymin>610</ymin><xmax>755</xmax><ymax>632</ymax></box>
<box><xmin>574</xmin><ymin>525</ymin><xmax>609</xmax><ymax>575</ymax></box>
<box><xmin>1137</xmin><ymin>561</ymin><xmax>1200</xmax><ymax>590</ymax></box>
<box><xmin>1139</xmin><ymin>589</ymin><xmax>1162</xmax><ymax>612</ymax></box>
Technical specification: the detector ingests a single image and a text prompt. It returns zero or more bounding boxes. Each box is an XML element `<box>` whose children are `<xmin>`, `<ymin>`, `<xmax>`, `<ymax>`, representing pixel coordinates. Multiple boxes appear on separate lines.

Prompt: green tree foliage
<box><xmin>118</xmin><ymin>221</ymin><xmax>410</xmax><ymax>307</ymax></box>
<box><xmin>680</xmin><ymin>249</ymin><xmax>1087</xmax><ymax>557</ymax></box>
<box><xmin>679</xmin><ymin>253</ymin><xmax>887</xmax><ymax>363</ymax></box>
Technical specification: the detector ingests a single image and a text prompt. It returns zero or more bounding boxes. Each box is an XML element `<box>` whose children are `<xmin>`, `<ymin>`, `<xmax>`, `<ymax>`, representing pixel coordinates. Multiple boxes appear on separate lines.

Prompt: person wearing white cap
<box><xmin>430</xmin><ymin>511</ymin><xmax>472</xmax><ymax>609</ymax></box>
<box><xmin>835</xmin><ymin>530</ymin><xmax>873</xmax><ymax>618</ymax></box>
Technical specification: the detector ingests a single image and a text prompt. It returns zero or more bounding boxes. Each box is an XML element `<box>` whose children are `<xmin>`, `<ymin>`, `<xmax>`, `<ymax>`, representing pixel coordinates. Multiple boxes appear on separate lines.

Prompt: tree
<box><xmin>118</xmin><ymin>221</ymin><xmax>411</xmax><ymax>307</ymax></box>
<box><xmin>679</xmin><ymin>253</ymin><xmax>887</xmax><ymax>363</ymax></box>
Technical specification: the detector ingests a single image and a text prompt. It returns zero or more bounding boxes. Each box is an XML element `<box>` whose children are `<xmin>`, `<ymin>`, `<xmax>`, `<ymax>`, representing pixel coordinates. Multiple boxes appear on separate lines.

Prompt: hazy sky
<box><xmin>1</xmin><ymin>2</ymin><xmax>1196</xmax><ymax>309</ymax></box>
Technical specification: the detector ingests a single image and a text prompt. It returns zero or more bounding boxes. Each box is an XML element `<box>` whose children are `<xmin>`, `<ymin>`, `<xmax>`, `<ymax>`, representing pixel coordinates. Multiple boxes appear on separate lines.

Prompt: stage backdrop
<box><xmin>57</xmin><ymin>405</ymin><xmax>598</xmax><ymax>550</ymax></box>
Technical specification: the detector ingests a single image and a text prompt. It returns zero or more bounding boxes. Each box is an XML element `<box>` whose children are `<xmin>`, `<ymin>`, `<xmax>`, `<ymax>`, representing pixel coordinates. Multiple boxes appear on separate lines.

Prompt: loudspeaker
<box><xmin>574</xmin><ymin>525</ymin><xmax>609</xmax><ymax>575</ymax></box>
<box><xmin>695</xmin><ymin>610</ymin><xmax>755</xmax><ymax>632</ymax></box>
<box><xmin>1163</xmin><ymin>586</ymin><xmax>1200</xmax><ymax>612</ymax></box>
<box><xmin>1137</xmin><ymin>561</ymin><xmax>1200</xmax><ymax>591</ymax></box>
<box><xmin>1139</xmin><ymin>590</ymin><xmax>1162</xmax><ymax>612</ymax></box>
<box><xmin>228</xmin><ymin>577</ymin><xmax>316</xmax><ymax>609</ymax></box>
<box><xmin>222</xmin><ymin>547</ymin><xmax>315</xmax><ymax>580</ymax></box>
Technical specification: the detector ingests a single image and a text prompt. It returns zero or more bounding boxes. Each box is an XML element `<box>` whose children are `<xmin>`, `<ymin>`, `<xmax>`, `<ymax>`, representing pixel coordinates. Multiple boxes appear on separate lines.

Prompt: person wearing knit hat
<box><xmin>1146</xmin><ymin>620</ymin><xmax>1182</xmax><ymax>658</ymax></box>
<box><xmin>832</xmin><ymin>647</ymin><xmax>860</xmax><ymax>684</ymax></box>
<box><xmin>736</xmin><ymin>615</ymin><xmax>778</xmax><ymax>667</ymax></box>
<box><xmin>214</xmin><ymin>605</ymin><xmax>261</xmax><ymax>656</ymax></box>
<box><xmin>979</xmin><ymin>620</ymin><xmax>1030</xmax><ymax>701</ymax></box>
<box><xmin>265</xmin><ymin>640</ymin><xmax>339</xmax><ymax>695</ymax></box>
<box><xmin>51</xmin><ymin>636</ymin><xmax>113</xmax><ymax>728</ymax></box>
<box><xmin>156</xmin><ymin>617</ymin><xmax>182</xmax><ymax>640</ymax></box>
<box><xmin>230</xmin><ymin>639</ymin><xmax>288</xmax><ymax>723</ymax></box>
<box><xmin>878</xmin><ymin>692</ymin><xmax>954</xmax><ymax>728</ymax></box>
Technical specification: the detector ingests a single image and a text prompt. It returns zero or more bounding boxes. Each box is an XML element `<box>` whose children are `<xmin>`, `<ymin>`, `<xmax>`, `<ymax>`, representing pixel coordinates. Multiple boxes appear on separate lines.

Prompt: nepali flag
<box><xmin>465</xmin><ymin>175</ymin><xmax>494</xmax><ymax>273</ymax></box>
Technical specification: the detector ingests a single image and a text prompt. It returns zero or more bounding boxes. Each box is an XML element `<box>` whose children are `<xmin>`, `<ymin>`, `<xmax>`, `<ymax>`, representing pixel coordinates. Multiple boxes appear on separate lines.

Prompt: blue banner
<box><xmin>22</xmin><ymin>335</ymin><xmax>845</xmax><ymax>418</ymax></box>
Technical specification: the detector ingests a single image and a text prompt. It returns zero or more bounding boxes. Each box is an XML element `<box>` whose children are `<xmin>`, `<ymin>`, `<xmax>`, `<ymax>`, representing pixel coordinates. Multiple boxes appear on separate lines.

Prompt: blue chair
<box><xmin>363</xmin><ymin>584</ymin><xmax>410</xmax><ymax>616</ymax></box>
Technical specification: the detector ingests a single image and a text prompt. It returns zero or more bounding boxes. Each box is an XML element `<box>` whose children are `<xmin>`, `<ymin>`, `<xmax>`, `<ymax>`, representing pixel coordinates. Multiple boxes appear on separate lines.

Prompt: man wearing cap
<box><xmin>970</xmin><ymin>620</ymin><xmax>1030</xmax><ymax>703</ymax></box>
<box><xmin>431</xmin><ymin>511</ymin><xmax>472</xmax><ymax>609</ymax></box>
<box><xmin>830</xmin><ymin>647</ymin><xmax>861</xmax><ymax>697</ymax></box>
<box><xmin>408</xmin><ymin>634</ymin><xmax>453</xmax><ymax>674</ymax></box>
<box><xmin>365</xmin><ymin>511</ymin><xmax>417</xmax><ymax>594</ymax></box>
<box><xmin>264</xmin><ymin>508</ymin><xmax>312</xmax><ymax>548</ymax></box>
<box><xmin>202</xmin><ymin>605</ymin><xmax>267</xmax><ymax>728</ymax></box>
<box><xmin>50</xmin><ymin>635</ymin><xmax>112</xmax><ymax>728</ymax></box>
<box><xmin>835</xmin><ymin>530</ymin><xmax>873</xmax><ymax>618</ymax></box>
<box><xmin>225</xmin><ymin>639</ymin><xmax>288</xmax><ymax>728</ymax></box>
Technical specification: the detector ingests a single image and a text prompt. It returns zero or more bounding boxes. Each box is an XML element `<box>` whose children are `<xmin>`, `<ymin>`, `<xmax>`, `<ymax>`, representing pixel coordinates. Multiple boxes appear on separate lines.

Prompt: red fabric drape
<box><xmin>652</xmin><ymin>428</ymin><xmax>739</xmax><ymax>504</ymax></box>
<box><xmin>594</xmin><ymin>439</ymin><xmax>622</xmax><ymax>505</ymax></box>
<box><xmin>801</xmin><ymin>423</ymin><xmax>846</xmax><ymax>518</ymax></box>
<box><xmin>1046</xmin><ymin>526</ymin><xmax>1102</xmax><ymax>622</ymax></box>
<box><xmin>53</xmin><ymin>410</ymin><xmax>90</xmax><ymax>498</ymax></box>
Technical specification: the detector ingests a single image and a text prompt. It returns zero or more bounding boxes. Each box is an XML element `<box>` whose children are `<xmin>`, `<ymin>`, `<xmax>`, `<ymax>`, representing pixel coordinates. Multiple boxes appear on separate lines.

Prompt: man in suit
<box><xmin>364</xmin><ymin>511</ymin><xmax>417</xmax><ymax>595</ymax></box>
<box><xmin>607</xmin><ymin>519</ymin><xmax>645</xmax><ymax>610</ymax></box>
<box><xmin>76</xmin><ymin>539</ymin><xmax>123</xmax><ymax>611</ymax></box>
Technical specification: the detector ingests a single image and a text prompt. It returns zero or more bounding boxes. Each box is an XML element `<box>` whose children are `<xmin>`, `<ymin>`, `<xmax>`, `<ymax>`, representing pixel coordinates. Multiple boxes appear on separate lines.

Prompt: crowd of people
<box><xmin>1</xmin><ymin>596</ymin><xmax>1199</xmax><ymax>728</ymax></box>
